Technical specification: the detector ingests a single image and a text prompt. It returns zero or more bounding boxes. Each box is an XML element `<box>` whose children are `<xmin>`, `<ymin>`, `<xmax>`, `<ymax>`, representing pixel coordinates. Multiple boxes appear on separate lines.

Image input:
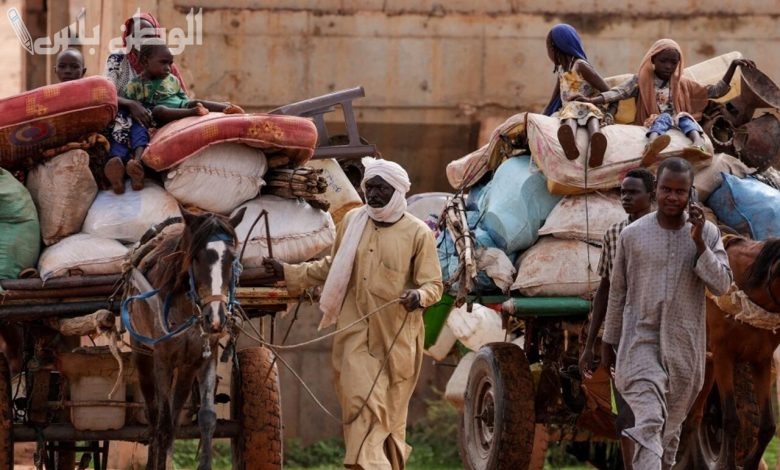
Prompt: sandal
<box><xmin>104</xmin><ymin>157</ymin><xmax>126</xmax><ymax>194</ymax></box>
<box><xmin>557</xmin><ymin>125</ymin><xmax>580</xmax><ymax>160</ymax></box>
<box><xmin>682</xmin><ymin>144</ymin><xmax>712</xmax><ymax>163</ymax></box>
<box><xmin>640</xmin><ymin>134</ymin><xmax>672</xmax><ymax>167</ymax></box>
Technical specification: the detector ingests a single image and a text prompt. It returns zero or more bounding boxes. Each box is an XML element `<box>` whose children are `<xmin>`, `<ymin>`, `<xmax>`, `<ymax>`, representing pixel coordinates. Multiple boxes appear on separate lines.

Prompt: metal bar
<box><xmin>501</xmin><ymin>297</ymin><xmax>592</xmax><ymax>318</ymax></box>
<box><xmin>0</xmin><ymin>300</ymin><xmax>117</xmax><ymax>322</ymax></box>
<box><xmin>0</xmin><ymin>274</ymin><xmax>121</xmax><ymax>291</ymax></box>
<box><xmin>47</xmin><ymin>401</ymin><xmax>145</xmax><ymax>409</ymax></box>
<box><xmin>235</xmin><ymin>287</ymin><xmax>295</xmax><ymax>299</ymax></box>
<box><xmin>0</xmin><ymin>285</ymin><xmax>115</xmax><ymax>302</ymax></box>
<box><xmin>13</xmin><ymin>421</ymin><xmax>240</xmax><ymax>442</ymax></box>
<box><xmin>312</xmin><ymin>144</ymin><xmax>377</xmax><ymax>159</ymax></box>
<box><xmin>268</xmin><ymin>86</ymin><xmax>365</xmax><ymax>117</ymax></box>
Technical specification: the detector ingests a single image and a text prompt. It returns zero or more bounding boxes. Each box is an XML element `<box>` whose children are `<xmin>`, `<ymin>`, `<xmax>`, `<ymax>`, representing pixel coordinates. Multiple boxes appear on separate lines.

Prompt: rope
<box><xmin>104</xmin><ymin>327</ymin><xmax>124</xmax><ymax>400</ymax></box>
<box><xmin>236</xmin><ymin>298</ymin><xmax>405</xmax><ymax>423</ymax></box>
<box><xmin>583</xmin><ymin>151</ymin><xmax>594</xmax><ymax>294</ymax></box>
<box><xmin>236</xmin><ymin>298</ymin><xmax>400</xmax><ymax>350</ymax></box>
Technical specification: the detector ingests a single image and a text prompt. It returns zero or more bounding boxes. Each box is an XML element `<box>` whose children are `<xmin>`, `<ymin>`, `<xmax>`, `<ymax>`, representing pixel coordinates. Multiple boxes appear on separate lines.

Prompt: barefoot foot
<box><xmin>194</xmin><ymin>102</ymin><xmax>209</xmax><ymax>116</ymax></box>
<box><xmin>126</xmin><ymin>159</ymin><xmax>145</xmax><ymax>191</ymax></box>
<box><xmin>223</xmin><ymin>104</ymin><xmax>244</xmax><ymax>114</ymax></box>
<box><xmin>104</xmin><ymin>157</ymin><xmax>126</xmax><ymax>195</ymax></box>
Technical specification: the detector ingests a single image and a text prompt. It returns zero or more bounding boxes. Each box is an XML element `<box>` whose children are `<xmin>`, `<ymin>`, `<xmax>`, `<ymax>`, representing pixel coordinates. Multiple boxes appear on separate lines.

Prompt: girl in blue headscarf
<box><xmin>543</xmin><ymin>24</ymin><xmax>612</xmax><ymax>167</ymax></box>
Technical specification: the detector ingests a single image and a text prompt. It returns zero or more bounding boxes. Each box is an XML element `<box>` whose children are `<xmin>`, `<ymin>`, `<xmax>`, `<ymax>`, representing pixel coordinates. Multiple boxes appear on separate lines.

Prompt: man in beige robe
<box><xmin>264</xmin><ymin>157</ymin><xmax>443</xmax><ymax>469</ymax></box>
<box><xmin>602</xmin><ymin>157</ymin><xmax>732</xmax><ymax>469</ymax></box>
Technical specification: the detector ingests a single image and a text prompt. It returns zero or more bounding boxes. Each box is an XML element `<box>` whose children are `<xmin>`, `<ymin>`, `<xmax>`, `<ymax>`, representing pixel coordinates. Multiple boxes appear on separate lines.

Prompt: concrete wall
<box><xmin>128</xmin><ymin>1</ymin><xmax>780</xmax><ymax>193</ymax></box>
<box><xmin>24</xmin><ymin>1</ymin><xmax>780</xmax><ymax>192</ymax></box>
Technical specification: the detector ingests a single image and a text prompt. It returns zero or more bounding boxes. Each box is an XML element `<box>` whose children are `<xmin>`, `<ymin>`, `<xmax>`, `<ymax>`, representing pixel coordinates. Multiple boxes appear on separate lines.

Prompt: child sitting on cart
<box><xmin>125</xmin><ymin>42</ymin><xmax>244</xmax><ymax>126</ymax></box>
<box><xmin>576</xmin><ymin>39</ymin><xmax>753</xmax><ymax>166</ymax></box>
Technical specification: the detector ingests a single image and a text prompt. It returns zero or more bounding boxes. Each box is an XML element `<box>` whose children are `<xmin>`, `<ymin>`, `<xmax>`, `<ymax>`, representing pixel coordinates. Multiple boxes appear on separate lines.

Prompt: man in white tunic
<box><xmin>602</xmin><ymin>157</ymin><xmax>732</xmax><ymax>469</ymax></box>
<box><xmin>264</xmin><ymin>157</ymin><xmax>443</xmax><ymax>469</ymax></box>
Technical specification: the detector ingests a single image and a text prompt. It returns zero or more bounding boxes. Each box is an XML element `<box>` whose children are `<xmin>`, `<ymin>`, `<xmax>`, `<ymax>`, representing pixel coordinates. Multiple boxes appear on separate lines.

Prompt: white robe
<box><xmin>603</xmin><ymin>212</ymin><xmax>732</xmax><ymax>469</ymax></box>
<box><xmin>285</xmin><ymin>209</ymin><xmax>443</xmax><ymax>469</ymax></box>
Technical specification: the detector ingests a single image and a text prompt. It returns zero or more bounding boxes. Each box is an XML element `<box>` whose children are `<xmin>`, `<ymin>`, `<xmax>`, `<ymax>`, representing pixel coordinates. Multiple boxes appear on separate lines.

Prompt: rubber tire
<box><xmin>459</xmin><ymin>342</ymin><xmax>536</xmax><ymax>470</ymax></box>
<box><xmin>0</xmin><ymin>355</ymin><xmax>12</xmax><ymax>469</ymax></box>
<box><xmin>231</xmin><ymin>346</ymin><xmax>282</xmax><ymax>470</ymax></box>
<box><xmin>695</xmin><ymin>362</ymin><xmax>760</xmax><ymax>469</ymax></box>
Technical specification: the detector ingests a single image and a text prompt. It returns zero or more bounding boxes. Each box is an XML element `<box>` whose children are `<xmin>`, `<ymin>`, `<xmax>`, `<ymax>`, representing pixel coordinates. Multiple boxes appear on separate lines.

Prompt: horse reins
<box><xmin>122</xmin><ymin>231</ymin><xmax>241</xmax><ymax>350</ymax></box>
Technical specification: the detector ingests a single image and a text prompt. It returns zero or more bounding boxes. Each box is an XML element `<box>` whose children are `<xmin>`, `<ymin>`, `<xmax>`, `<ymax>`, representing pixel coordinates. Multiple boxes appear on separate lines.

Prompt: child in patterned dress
<box><xmin>543</xmin><ymin>24</ymin><xmax>613</xmax><ymax>167</ymax></box>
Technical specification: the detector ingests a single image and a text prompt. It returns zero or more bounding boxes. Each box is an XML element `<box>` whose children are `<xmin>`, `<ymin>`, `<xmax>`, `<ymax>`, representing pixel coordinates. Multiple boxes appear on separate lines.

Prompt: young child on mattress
<box><xmin>125</xmin><ymin>42</ymin><xmax>244</xmax><ymax>126</ymax></box>
<box><xmin>576</xmin><ymin>39</ymin><xmax>753</xmax><ymax>167</ymax></box>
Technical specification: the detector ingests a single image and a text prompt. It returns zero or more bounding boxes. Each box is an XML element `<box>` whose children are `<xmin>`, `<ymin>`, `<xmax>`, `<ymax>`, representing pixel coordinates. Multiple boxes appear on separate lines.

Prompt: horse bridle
<box><xmin>186</xmin><ymin>232</ymin><xmax>242</xmax><ymax>315</ymax></box>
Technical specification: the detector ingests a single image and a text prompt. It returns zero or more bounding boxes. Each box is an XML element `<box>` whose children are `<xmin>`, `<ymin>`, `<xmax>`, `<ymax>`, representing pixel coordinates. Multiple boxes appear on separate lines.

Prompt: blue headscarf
<box><xmin>542</xmin><ymin>24</ymin><xmax>589</xmax><ymax>116</ymax></box>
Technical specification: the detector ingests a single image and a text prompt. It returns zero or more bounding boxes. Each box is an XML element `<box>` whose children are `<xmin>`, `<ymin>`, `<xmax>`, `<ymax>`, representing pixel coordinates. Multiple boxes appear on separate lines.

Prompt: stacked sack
<box><xmin>425</xmin><ymin>52</ymin><xmax>780</xmax><ymax>354</ymax></box>
<box><xmin>0</xmin><ymin>100</ymin><xmax>361</xmax><ymax>281</ymax></box>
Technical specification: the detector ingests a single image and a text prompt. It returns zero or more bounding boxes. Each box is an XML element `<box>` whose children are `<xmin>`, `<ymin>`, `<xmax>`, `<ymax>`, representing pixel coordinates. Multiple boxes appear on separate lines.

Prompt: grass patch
<box><xmin>285</xmin><ymin>397</ymin><xmax>462</xmax><ymax>469</ymax></box>
<box><xmin>172</xmin><ymin>439</ymin><xmax>232</xmax><ymax>470</ymax></box>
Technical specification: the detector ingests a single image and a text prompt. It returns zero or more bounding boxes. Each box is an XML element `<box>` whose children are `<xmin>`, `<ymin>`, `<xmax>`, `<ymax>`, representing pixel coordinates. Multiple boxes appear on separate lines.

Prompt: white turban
<box><xmin>317</xmin><ymin>157</ymin><xmax>411</xmax><ymax>330</ymax></box>
<box><xmin>360</xmin><ymin>157</ymin><xmax>410</xmax><ymax>224</ymax></box>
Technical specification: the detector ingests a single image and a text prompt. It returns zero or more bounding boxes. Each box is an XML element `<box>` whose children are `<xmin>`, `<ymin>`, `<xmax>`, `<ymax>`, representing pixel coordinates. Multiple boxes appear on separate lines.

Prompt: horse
<box><xmin>688</xmin><ymin>235</ymin><xmax>780</xmax><ymax>470</ymax></box>
<box><xmin>123</xmin><ymin>207</ymin><xmax>245</xmax><ymax>470</ymax></box>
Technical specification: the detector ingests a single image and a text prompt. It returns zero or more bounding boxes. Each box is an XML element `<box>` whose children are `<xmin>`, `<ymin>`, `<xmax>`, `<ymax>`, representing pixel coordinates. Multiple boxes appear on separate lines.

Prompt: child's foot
<box><xmin>557</xmin><ymin>125</ymin><xmax>579</xmax><ymax>160</ymax></box>
<box><xmin>223</xmin><ymin>104</ymin><xmax>244</xmax><ymax>114</ymax></box>
<box><xmin>682</xmin><ymin>144</ymin><xmax>712</xmax><ymax>164</ymax></box>
<box><xmin>104</xmin><ymin>157</ymin><xmax>126</xmax><ymax>194</ymax></box>
<box><xmin>126</xmin><ymin>159</ymin><xmax>145</xmax><ymax>191</ymax></box>
<box><xmin>194</xmin><ymin>102</ymin><xmax>209</xmax><ymax>116</ymax></box>
<box><xmin>640</xmin><ymin>134</ymin><xmax>672</xmax><ymax>167</ymax></box>
<box><xmin>588</xmin><ymin>131</ymin><xmax>607</xmax><ymax>168</ymax></box>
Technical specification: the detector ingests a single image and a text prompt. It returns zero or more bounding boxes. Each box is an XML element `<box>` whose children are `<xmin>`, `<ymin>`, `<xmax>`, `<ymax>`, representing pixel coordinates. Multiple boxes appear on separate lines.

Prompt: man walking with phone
<box><xmin>601</xmin><ymin>157</ymin><xmax>732</xmax><ymax>469</ymax></box>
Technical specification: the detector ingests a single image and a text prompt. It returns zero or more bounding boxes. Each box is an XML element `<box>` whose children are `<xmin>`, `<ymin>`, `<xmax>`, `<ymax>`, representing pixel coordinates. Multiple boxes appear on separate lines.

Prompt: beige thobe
<box><xmin>603</xmin><ymin>213</ymin><xmax>732</xmax><ymax>470</ymax></box>
<box><xmin>284</xmin><ymin>208</ymin><xmax>443</xmax><ymax>470</ymax></box>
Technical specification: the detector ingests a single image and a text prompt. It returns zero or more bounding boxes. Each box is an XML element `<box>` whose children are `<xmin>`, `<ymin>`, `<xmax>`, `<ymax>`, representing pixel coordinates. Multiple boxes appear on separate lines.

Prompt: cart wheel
<box><xmin>231</xmin><ymin>346</ymin><xmax>282</xmax><ymax>470</ymax></box>
<box><xmin>689</xmin><ymin>362</ymin><xmax>759</xmax><ymax>469</ymax></box>
<box><xmin>0</xmin><ymin>354</ymin><xmax>12</xmax><ymax>468</ymax></box>
<box><xmin>459</xmin><ymin>342</ymin><xmax>536</xmax><ymax>470</ymax></box>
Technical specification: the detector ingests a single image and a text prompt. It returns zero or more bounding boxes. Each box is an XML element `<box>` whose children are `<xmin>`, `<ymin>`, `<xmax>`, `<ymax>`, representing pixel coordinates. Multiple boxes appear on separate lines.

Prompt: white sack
<box><xmin>475</xmin><ymin>247</ymin><xmax>516</xmax><ymax>292</ymax></box>
<box><xmin>538</xmin><ymin>190</ymin><xmax>626</xmax><ymax>244</ymax></box>
<box><xmin>407</xmin><ymin>192</ymin><xmax>453</xmax><ymax>229</ymax></box>
<box><xmin>38</xmin><ymin>233</ymin><xmax>128</xmax><ymax>280</ymax></box>
<box><xmin>527</xmin><ymin>113</ymin><xmax>714</xmax><ymax>194</ymax></box>
<box><xmin>164</xmin><ymin>142</ymin><xmax>267</xmax><ymax>214</ymax></box>
<box><xmin>82</xmin><ymin>181</ymin><xmax>181</xmax><ymax>243</ymax></box>
<box><xmin>446</xmin><ymin>144</ymin><xmax>489</xmax><ymax>191</ymax></box>
<box><xmin>512</xmin><ymin>236</ymin><xmax>601</xmax><ymax>297</ymax></box>
<box><xmin>232</xmin><ymin>195</ymin><xmax>336</xmax><ymax>267</ymax></box>
<box><xmin>26</xmin><ymin>149</ymin><xmax>98</xmax><ymax>245</ymax></box>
